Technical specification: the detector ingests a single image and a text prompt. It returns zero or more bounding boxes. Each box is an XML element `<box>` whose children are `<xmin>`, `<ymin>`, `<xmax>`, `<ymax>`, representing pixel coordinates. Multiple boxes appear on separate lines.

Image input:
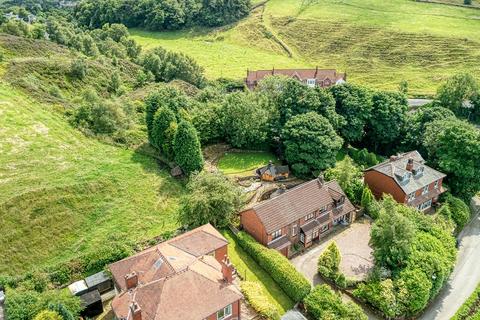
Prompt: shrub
<box><xmin>240</xmin><ymin>281</ymin><xmax>280</xmax><ymax>320</ymax></box>
<box><xmin>34</xmin><ymin>310</ymin><xmax>62</xmax><ymax>320</ymax></box>
<box><xmin>305</xmin><ymin>285</ymin><xmax>368</xmax><ymax>320</ymax></box>
<box><xmin>444</xmin><ymin>193</ymin><xmax>471</xmax><ymax>231</ymax></box>
<box><xmin>451</xmin><ymin>283</ymin><xmax>480</xmax><ymax>320</ymax></box>
<box><xmin>396</xmin><ymin>267</ymin><xmax>432</xmax><ymax>315</ymax></box>
<box><xmin>317</xmin><ymin>242</ymin><xmax>341</xmax><ymax>280</ymax></box>
<box><xmin>235</xmin><ymin>232</ymin><xmax>311</xmax><ymax>302</ymax></box>
<box><xmin>69</xmin><ymin>59</ymin><xmax>87</xmax><ymax>80</ymax></box>
<box><xmin>360</xmin><ymin>186</ymin><xmax>376</xmax><ymax>217</ymax></box>
<box><xmin>353</xmin><ymin>280</ymin><xmax>399</xmax><ymax>318</ymax></box>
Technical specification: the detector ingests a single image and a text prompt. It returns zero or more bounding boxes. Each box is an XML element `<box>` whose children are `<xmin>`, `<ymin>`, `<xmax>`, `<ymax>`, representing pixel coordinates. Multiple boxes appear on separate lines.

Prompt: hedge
<box><xmin>240</xmin><ymin>281</ymin><xmax>280</xmax><ymax>320</ymax></box>
<box><xmin>235</xmin><ymin>232</ymin><xmax>311</xmax><ymax>302</ymax></box>
<box><xmin>451</xmin><ymin>283</ymin><xmax>480</xmax><ymax>320</ymax></box>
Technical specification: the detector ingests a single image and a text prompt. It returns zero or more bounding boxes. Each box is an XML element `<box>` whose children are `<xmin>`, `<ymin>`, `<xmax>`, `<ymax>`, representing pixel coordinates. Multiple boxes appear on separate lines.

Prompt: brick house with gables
<box><xmin>240</xmin><ymin>177</ymin><xmax>356</xmax><ymax>257</ymax></box>
<box><xmin>364</xmin><ymin>151</ymin><xmax>446</xmax><ymax>211</ymax></box>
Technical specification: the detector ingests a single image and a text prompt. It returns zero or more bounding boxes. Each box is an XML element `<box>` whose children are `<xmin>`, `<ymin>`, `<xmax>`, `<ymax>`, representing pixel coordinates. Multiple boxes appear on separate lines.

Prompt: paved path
<box><xmin>420</xmin><ymin>202</ymin><xmax>480</xmax><ymax>320</ymax></box>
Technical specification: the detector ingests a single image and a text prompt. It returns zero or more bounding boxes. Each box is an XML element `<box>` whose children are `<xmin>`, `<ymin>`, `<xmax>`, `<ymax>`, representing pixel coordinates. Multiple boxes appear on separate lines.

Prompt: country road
<box><xmin>420</xmin><ymin>198</ymin><xmax>480</xmax><ymax>320</ymax></box>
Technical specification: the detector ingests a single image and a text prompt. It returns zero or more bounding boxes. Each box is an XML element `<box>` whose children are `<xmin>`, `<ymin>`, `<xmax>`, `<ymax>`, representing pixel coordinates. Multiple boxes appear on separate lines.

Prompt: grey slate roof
<box><xmin>257</xmin><ymin>163</ymin><xmax>290</xmax><ymax>176</ymax></box>
<box><xmin>249</xmin><ymin>179</ymin><xmax>355</xmax><ymax>234</ymax></box>
<box><xmin>365</xmin><ymin>151</ymin><xmax>446</xmax><ymax>194</ymax></box>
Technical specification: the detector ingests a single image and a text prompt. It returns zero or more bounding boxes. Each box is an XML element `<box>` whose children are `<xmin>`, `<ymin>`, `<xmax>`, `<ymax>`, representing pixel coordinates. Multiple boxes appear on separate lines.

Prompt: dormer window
<box><xmin>306</xmin><ymin>79</ymin><xmax>316</xmax><ymax>87</ymax></box>
<box><xmin>408</xmin><ymin>192</ymin><xmax>415</xmax><ymax>202</ymax></box>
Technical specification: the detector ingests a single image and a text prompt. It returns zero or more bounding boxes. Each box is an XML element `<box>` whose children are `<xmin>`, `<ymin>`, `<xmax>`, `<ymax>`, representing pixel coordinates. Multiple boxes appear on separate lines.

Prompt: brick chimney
<box><xmin>130</xmin><ymin>302</ymin><xmax>142</xmax><ymax>320</ymax></box>
<box><xmin>125</xmin><ymin>272</ymin><xmax>138</xmax><ymax>290</ymax></box>
<box><xmin>221</xmin><ymin>256</ymin><xmax>234</xmax><ymax>283</ymax></box>
<box><xmin>317</xmin><ymin>173</ymin><xmax>325</xmax><ymax>187</ymax></box>
<box><xmin>406</xmin><ymin>158</ymin><xmax>414</xmax><ymax>171</ymax></box>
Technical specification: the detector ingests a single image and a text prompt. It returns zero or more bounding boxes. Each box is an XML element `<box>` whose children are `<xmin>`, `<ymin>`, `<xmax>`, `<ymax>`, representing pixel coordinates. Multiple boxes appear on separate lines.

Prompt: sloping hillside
<box><xmin>131</xmin><ymin>0</ymin><xmax>480</xmax><ymax>95</ymax></box>
<box><xmin>0</xmin><ymin>84</ymin><xmax>185</xmax><ymax>275</ymax></box>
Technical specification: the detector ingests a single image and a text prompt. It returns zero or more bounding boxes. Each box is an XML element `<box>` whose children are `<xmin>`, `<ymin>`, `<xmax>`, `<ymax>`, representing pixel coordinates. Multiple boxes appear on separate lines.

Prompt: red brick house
<box><xmin>245</xmin><ymin>68</ymin><xmax>346</xmax><ymax>90</ymax></box>
<box><xmin>109</xmin><ymin>224</ymin><xmax>242</xmax><ymax>320</ymax></box>
<box><xmin>364</xmin><ymin>151</ymin><xmax>446</xmax><ymax>211</ymax></box>
<box><xmin>240</xmin><ymin>177</ymin><xmax>356</xmax><ymax>257</ymax></box>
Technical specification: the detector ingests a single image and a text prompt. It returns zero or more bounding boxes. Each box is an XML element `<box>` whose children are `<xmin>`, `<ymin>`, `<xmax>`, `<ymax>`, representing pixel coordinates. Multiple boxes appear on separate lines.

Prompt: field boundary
<box><xmin>415</xmin><ymin>0</ymin><xmax>480</xmax><ymax>9</ymax></box>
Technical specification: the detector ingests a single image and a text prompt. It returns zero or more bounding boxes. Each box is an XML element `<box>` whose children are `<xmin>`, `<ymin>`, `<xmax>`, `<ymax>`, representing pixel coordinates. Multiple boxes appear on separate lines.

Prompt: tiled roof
<box><xmin>246</xmin><ymin>69</ymin><xmax>346</xmax><ymax>84</ymax></box>
<box><xmin>365</xmin><ymin>151</ymin><xmax>446</xmax><ymax>195</ymax></box>
<box><xmin>109</xmin><ymin>224</ymin><xmax>240</xmax><ymax>320</ymax></box>
<box><xmin>257</xmin><ymin>163</ymin><xmax>290</xmax><ymax>176</ymax></box>
<box><xmin>247</xmin><ymin>180</ymin><xmax>355</xmax><ymax>233</ymax></box>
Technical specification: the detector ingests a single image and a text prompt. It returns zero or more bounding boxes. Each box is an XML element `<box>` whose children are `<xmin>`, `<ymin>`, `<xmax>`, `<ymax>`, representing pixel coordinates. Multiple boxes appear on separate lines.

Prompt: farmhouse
<box><xmin>245</xmin><ymin>68</ymin><xmax>346</xmax><ymax>90</ymax></box>
<box><xmin>240</xmin><ymin>177</ymin><xmax>356</xmax><ymax>257</ymax></box>
<box><xmin>109</xmin><ymin>224</ymin><xmax>242</xmax><ymax>320</ymax></box>
<box><xmin>256</xmin><ymin>161</ymin><xmax>289</xmax><ymax>181</ymax></box>
<box><xmin>364</xmin><ymin>151</ymin><xmax>446</xmax><ymax>211</ymax></box>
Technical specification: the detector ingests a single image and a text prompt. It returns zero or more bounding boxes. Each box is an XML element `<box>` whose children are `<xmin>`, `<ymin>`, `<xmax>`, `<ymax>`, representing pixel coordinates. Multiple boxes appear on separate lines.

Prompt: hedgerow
<box><xmin>240</xmin><ymin>281</ymin><xmax>280</xmax><ymax>320</ymax></box>
<box><xmin>235</xmin><ymin>232</ymin><xmax>311</xmax><ymax>302</ymax></box>
<box><xmin>451</xmin><ymin>283</ymin><xmax>480</xmax><ymax>320</ymax></box>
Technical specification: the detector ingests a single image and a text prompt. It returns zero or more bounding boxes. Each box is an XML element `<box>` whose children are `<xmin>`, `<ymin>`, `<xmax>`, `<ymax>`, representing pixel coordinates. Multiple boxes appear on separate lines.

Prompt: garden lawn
<box><xmin>222</xmin><ymin>230</ymin><xmax>294</xmax><ymax>314</ymax></box>
<box><xmin>0</xmin><ymin>83</ymin><xmax>185</xmax><ymax>275</ymax></box>
<box><xmin>130</xmin><ymin>0</ymin><xmax>480</xmax><ymax>96</ymax></box>
<box><xmin>217</xmin><ymin>151</ymin><xmax>278</xmax><ymax>176</ymax></box>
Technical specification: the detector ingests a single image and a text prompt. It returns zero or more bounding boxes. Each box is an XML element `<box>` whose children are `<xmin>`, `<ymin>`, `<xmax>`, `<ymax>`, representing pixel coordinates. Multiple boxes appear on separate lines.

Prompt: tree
<box><xmin>423</xmin><ymin>118</ymin><xmax>480</xmax><ymax>200</ymax></box>
<box><xmin>330</xmin><ymin>83</ymin><xmax>372</xmax><ymax>143</ymax></box>
<box><xmin>317</xmin><ymin>242</ymin><xmax>341</xmax><ymax>279</ymax></box>
<box><xmin>396</xmin><ymin>268</ymin><xmax>432</xmax><ymax>315</ymax></box>
<box><xmin>108</xmin><ymin>71</ymin><xmax>121</xmax><ymax>94</ymax></box>
<box><xmin>34</xmin><ymin>310</ymin><xmax>62</xmax><ymax>320</ymax></box>
<box><xmin>324</xmin><ymin>156</ymin><xmax>363</xmax><ymax>204</ymax></box>
<box><xmin>173</xmin><ymin>120</ymin><xmax>204</xmax><ymax>175</ymax></box>
<box><xmin>437</xmin><ymin>73</ymin><xmax>479</xmax><ymax>119</ymax></box>
<box><xmin>443</xmin><ymin>193</ymin><xmax>471</xmax><ymax>230</ymax></box>
<box><xmin>370</xmin><ymin>197</ymin><xmax>416</xmax><ymax>270</ymax></box>
<box><xmin>365</xmin><ymin>91</ymin><xmax>408</xmax><ymax>153</ymax></box>
<box><xmin>282</xmin><ymin>112</ymin><xmax>343</xmax><ymax>177</ymax></box>
<box><xmin>151</xmin><ymin>107</ymin><xmax>177</xmax><ymax>159</ymax></box>
<box><xmin>361</xmin><ymin>186</ymin><xmax>377</xmax><ymax>218</ymax></box>
<box><xmin>179</xmin><ymin>171</ymin><xmax>243</xmax><ymax>228</ymax></box>
<box><xmin>69</xmin><ymin>59</ymin><xmax>87</xmax><ymax>80</ymax></box>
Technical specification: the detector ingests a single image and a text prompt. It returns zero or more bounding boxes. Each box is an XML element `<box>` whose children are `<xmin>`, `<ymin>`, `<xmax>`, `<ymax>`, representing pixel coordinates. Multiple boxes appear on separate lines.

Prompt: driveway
<box><xmin>291</xmin><ymin>218</ymin><xmax>374</xmax><ymax>284</ymax></box>
<box><xmin>420</xmin><ymin>197</ymin><xmax>480</xmax><ymax>320</ymax></box>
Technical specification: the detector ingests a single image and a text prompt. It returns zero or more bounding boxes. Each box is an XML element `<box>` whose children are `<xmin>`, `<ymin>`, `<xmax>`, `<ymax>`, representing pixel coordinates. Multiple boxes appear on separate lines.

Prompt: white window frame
<box><xmin>291</xmin><ymin>224</ymin><xmax>298</xmax><ymax>237</ymax></box>
<box><xmin>306</xmin><ymin>79</ymin><xmax>316</xmax><ymax>87</ymax></box>
<box><xmin>419</xmin><ymin>199</ymin><xmax>432</xmax><ymax>211</ymax></box>
<box><xmin>422</xmin><ymin>185</ymin><xmax>429</xmax><ymax>195</ymax></box>
<box><xmin>271</xmin><ymin>229</ymin><xmax>282</xmax><ymax>240</ymax></box>
<box><xmin>434</xmin><ymin>180</ymin><xmax>439</xmax><ymax>189</ymax></box>
<box><xmin>300</xmin><ymin>233</ymin><xmax>305</xmax><ymax>243</ymax></box>
<box><xmin>217</xmin><ymin>304</ymin><xmax>232</xmax><ymax>320</ymax></box>
<box><xmin>320</xmin><ymin>224</ymin><xmax>329</xmax><ymax>233</ymax></box>
<box><xmin>408</xmin><ymin>192</ymin><xmax>415</xmax><ymax>202</ymax></box>
<box><xmin>305</xmin><ymin>213</ymin><xmax>314</xmax><ymax>221</ymax></box>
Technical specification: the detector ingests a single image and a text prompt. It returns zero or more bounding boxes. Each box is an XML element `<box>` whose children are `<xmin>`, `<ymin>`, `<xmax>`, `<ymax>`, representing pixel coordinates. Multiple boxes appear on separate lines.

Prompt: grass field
<box><xmin>0</xmin><ymin>84</ymin><xmax>185</xmax><ymax>275</ymax></box>
<box><xmin>222</xmin><ymin>230</ymin><xmax>294</xmax><ymax>314</ymax></box>
<box><xmin>130</xmin><ymin>0</ymin><xmax>480</xmax><ymax>96</ymax></box>
<box><xmin>217</xmin><ymin>151</ymin><xmax>278</xmax><ymax>175</ymax></box>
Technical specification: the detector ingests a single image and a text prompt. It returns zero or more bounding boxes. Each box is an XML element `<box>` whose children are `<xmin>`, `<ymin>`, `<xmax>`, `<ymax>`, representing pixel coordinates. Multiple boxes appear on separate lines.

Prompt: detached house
<box><xmin>109</xmin><ymin>224</ymin><xmax>242</xmax><ymax>320</ymax></box>
<box><xmin>364</xmin><ymin>151</ymin><xmax>446</xmax><ymax>211</ymax></box>
<box><xmin>245</xmin><ymin>68</ymin><xmax>346</xmax><ymax>90</ymax></box>
<box><xmin>240</xmin><ymin>177</ymin><xmax>356</xmax><ymax>257</ymax></box>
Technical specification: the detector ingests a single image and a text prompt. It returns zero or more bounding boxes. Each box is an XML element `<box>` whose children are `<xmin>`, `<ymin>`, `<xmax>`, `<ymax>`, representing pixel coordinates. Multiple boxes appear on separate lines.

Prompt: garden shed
<box><xmin>85</xmin><ymin>271</ymin><xmax>113</xmax><ymax>294</ymax></box>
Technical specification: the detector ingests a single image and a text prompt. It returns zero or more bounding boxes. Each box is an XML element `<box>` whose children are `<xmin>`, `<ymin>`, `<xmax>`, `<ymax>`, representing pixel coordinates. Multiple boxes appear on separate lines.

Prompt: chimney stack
<box><xmin>130</xmin><ymin>302</ymin><xmax>142</xmax><ymax>320</ymax></box>
<box><xmin>317</xmin><ymin>174</ymin><xmax>325</xmax><ymax>187</ymax></box>
<box><xmin>221</xmin><ymin>256</ymin><xmax>234</xmax><ymax>283</ymax></box>
<box><xmin>406</xmin><ymin>158</ymin><xmax>414</xmax><ymax>172</ymax></box>
<box><xmin>125</xmin><ymin>272</ymin><xmax>138</xmax><ymax>290</ymax></box>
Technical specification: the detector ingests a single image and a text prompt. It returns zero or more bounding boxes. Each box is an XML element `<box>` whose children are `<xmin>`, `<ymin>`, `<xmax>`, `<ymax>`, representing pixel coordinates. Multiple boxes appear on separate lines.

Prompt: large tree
<box><xmin>370</xmin><ymin>197</ymin><xmax>416</xmax><ymax>270</ymax></box>
<box><xmin>179</xmin><ymin>171</ymin><xmax>243</xmax><ymax>228</ymax></box>
<box><xmin>324</xmin><ymin>156</ymin><xmax>363</xmax><ymax>204</ymax></box>
<box><xmin>436</xmin><ymin>73</ymin><xmax>479</xmax><ymax>120</ymax></box>
<box><xmin>365</xmin><ymin>91</ymin><xmax>408</xmax><ymax>153</ymax></box>
<box><xmin>151</xmin><ymin>107</ymin><xmax>177</xmax><ymax>159</ymax></box>
<box><xmin>423</xmin><ymin>118</ymin><xmax>480</xmax><ymax>200</ymax></box>
<box><xmin>282</xmin><ymin>112</ymin><xmax>343</xmax><ymax>177</ymax></box>
<box><xmin>173</xmin><ymin>120</ymin><xmax>204</xmax><ymax>175</ymax></box>
<box><xmin>330</xmin><ymin>83</ymin><xmax>373</xmax><ymax>143</ymax></box>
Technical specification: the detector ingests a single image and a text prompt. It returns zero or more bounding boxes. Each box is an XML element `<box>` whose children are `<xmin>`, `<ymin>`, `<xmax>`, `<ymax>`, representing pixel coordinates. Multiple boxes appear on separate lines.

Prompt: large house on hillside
<box><xmin>109</xmin><ymin>224</ymin><xmax>242</xmax><ymax>320</ymax></box>
<box><xmin>364</xmin><ymin>151</ymin><xmax>446</xmax><ymax>211</ymax></box>
<box><xmin>245</xmin><ymin>68</ymin><xmax>346</xmax><ymax>90</ymax></box>
<box><xmin>240</xmin><ymin>177</ymin><xmax>356</xmax><ymax>257</ymax></box>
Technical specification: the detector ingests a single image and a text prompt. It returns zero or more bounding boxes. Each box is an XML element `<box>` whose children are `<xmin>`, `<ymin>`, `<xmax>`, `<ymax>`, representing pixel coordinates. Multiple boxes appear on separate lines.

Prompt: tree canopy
<box><xmin>436</xmin><ymin>73</ymin><xmax>479</xmax><ymax>120</ymax></box>
<box><xmin>173</xmin><ymin>120</ymin><xmax>204</xmax><ymax>175</ymax></box>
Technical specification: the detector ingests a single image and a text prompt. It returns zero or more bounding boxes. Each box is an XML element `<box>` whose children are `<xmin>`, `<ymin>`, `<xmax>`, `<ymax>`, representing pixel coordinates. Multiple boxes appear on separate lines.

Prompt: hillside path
<box><xmin>420</xmin><ymin>197</ymin><xmax>480</xmax><ymax>320</ymax></box>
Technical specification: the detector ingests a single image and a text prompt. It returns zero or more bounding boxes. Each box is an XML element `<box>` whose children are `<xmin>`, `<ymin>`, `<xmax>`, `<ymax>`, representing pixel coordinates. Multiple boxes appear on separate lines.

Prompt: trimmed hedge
<box><xmin>451</xmin><ymin>283</ymin><xmax>480</xmax><ymax>320</ymax></box>
<box><xmin>240</xmin><ymin>281</ymin><xmax>280</xmax><ymax>320</ymax></box>
<box><xmin>235</xmin><ymin>232</ymin><xmax>311</xmax><ymax>302</ymax></box>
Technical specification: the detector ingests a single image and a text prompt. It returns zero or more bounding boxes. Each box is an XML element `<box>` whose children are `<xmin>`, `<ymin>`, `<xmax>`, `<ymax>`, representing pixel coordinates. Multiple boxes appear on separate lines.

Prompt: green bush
<box><xmin>34</xmin><ymin>310</ymin><xmax>62</xmax><ymax>320</ymax></box>
<box><xmin>69</xmin><ymin>59</ymin><xmax>87</xmax><ymax>80</ymax></box>
<box><xmin>452</xmin><ymin>283</ymin><xmax>480</xmax><ymax>320</ymax></box>
<box><xmin>317</xmin><ymin>242</ymin><xmax>341</xmax><ymax>280</ymax></box>
<box><xmin>444</xmin><ymin>193</ymin><xmax>471</xmax><ymax>231</ymax></box>
<box><xmin>353</xmin><ymin>279</ymin><xmax>399</xmax><ymax>318</ymax></box>
<box><xmin>235</xmin><ymin>232</ymin><xmax>311</xmax><ymax>302</ymax></box>
<box><xmin>305</xmin><ymin>285</ymin><xmax>368</xmax><ymax>320</ymax></box>
<box><xmin>240</xmin><ymin>281</ymin><xmax>280</xmax><ymax>320</ymax></box>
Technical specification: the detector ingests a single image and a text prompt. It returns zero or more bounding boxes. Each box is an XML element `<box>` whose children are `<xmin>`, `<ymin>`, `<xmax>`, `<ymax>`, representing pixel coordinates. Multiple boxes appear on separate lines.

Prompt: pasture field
<box><xmin>130</xmin><ymin>0</ymin><xmax>480</xmax><ymax>96</ymax></box>
<box><xmin>0</xmin><ymin>84</ymin><xmax>185</xmax><ymax>275</ymax></box>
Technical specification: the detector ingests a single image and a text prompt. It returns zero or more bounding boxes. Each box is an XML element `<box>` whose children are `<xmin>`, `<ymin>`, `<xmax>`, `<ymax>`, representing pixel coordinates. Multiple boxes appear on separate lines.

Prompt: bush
<box><xmin>34</xmin><ymin>310</ymin><xmax>62</xmax><ymax>320</ymax></box>
<box><xmin>235</xmin><ymin>232</ymin><xmax>311</xmax><ymax>302</ymax></box>
<box><xmin>444</xmin><ymin>193</ymin><xmax>471</xmax><ymax>231</ymax></box>
<box><xmin>317</xmin><ymin>242</ymin><xmax>341</xmax><ymax>280</ymax></box>
<box><xmin>353</xmin><ymin>279</ymin><xmax>399</xmax><ymax>318</ymax></box>
<box><xmin>451</xmin><ymin>283</ymin><xmax>480</xmax><ymax>320</ymax></box>
<box><xmin>305</xmin><ymin>285</ymin><xmax>368</xmax><ymax>320</ymax></box>
<box><xmin>240</xmin><ymin>281</ymin><xmax>280</xmax><ymax>320</ymax></box>
<box><xmin>69</xmin><ymin>59</ymin><xmax>87</xmax><ymax>80</ymax></box>
<box><xmin>396</xmin><ymin>267</ymin><xmax>432</xmax><ymax>315</ymax></box>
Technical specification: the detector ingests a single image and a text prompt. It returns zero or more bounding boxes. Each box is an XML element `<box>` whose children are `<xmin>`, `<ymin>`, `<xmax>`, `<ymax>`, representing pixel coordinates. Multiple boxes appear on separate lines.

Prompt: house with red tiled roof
<box><xmin>109</xmin><ymin>224</ymin><xmax>242</xmax><ymax>320</ymax></box>
<box><xmin>245</xmin><ymin>68</ymin><xmax>346</xmax><ymax>90</ymax></box>
<box><xmin>364</xmin><ymin>151</ymin><xmax>446</xmax><ymax>211</ymax></box>
<box><xmin>240</xmin><ymin>177</ymin><xmax>356</xmax><ymax>257</ymax></box>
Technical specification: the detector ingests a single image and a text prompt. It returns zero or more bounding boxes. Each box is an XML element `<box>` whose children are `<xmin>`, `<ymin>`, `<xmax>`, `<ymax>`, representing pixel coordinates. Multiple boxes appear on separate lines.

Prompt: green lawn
<box><xmin>222</xmin><ymin>230</ymin><xmax>294</xmax><ymax>314</ymax></box>
<box><xmin>130</xmin><ymin>0</ymin><xmax>480</xmax><ymax>96</ymax></box>
<box><xmin>217</xmin><ymin>151</ymin><xmax>278</xmax><ymax>175</ymax></box>
<box><xmin>0</xmin><ymin>83</ymin><xmax>185</xmax><ymax>275</ymax></box>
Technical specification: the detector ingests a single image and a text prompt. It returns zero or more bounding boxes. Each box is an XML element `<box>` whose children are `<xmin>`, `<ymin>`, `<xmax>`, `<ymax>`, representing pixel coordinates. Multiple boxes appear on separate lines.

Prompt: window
<box><xmin>300</xmin><ymin>233</ymin><xmax>305</xmax><ymax>243</ymax></box>
<box><xmin>419</xmin><ymin>199</ymin><xmax>432</xmax><ymax>211</ymax></box>
<box><xmin>408</xmin><ymin>192</ymin><xmax>415</xmax><ymax>202</ymax></box>
<box><xmin>422</xmin><ymin>185</ymin><xmax>429</xmax><ymax>195</ymax></box>
<box><xmin>305</xmin><ymin>213</ymin><xmax>314</xmax><ymax>221</ymax></box>
<box><xmin>217</xmin><ymin>304</ymin><xmax>232</xmax><ymax>320</ymax></box>
<box><xmin>319</xmin><ymin>205</ymin><xmax>327</xmax><ymax>213</ymax></box>
<box><xmin>306</xmin><ymin>79</ymin><xmax>316</xmax><ymax>87</ymax></box>
<box><xmin>320</xmin><ymin>224</ymin><xmax>329</xmax><ymax>233</ymax></box>
<box><xmin>291</xmin><ymin>224</ymin><xmax>298</xmax><ymax>236</ymax></box>
<box><xmin>434</xmin><ymin>180</ymin><xmax>439</xmax><ymax>189</ymax></box>
<box><xmin>271</xmin><ymin>229</ymin><xmax>282</xmax><ymax>240</ymax></box>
